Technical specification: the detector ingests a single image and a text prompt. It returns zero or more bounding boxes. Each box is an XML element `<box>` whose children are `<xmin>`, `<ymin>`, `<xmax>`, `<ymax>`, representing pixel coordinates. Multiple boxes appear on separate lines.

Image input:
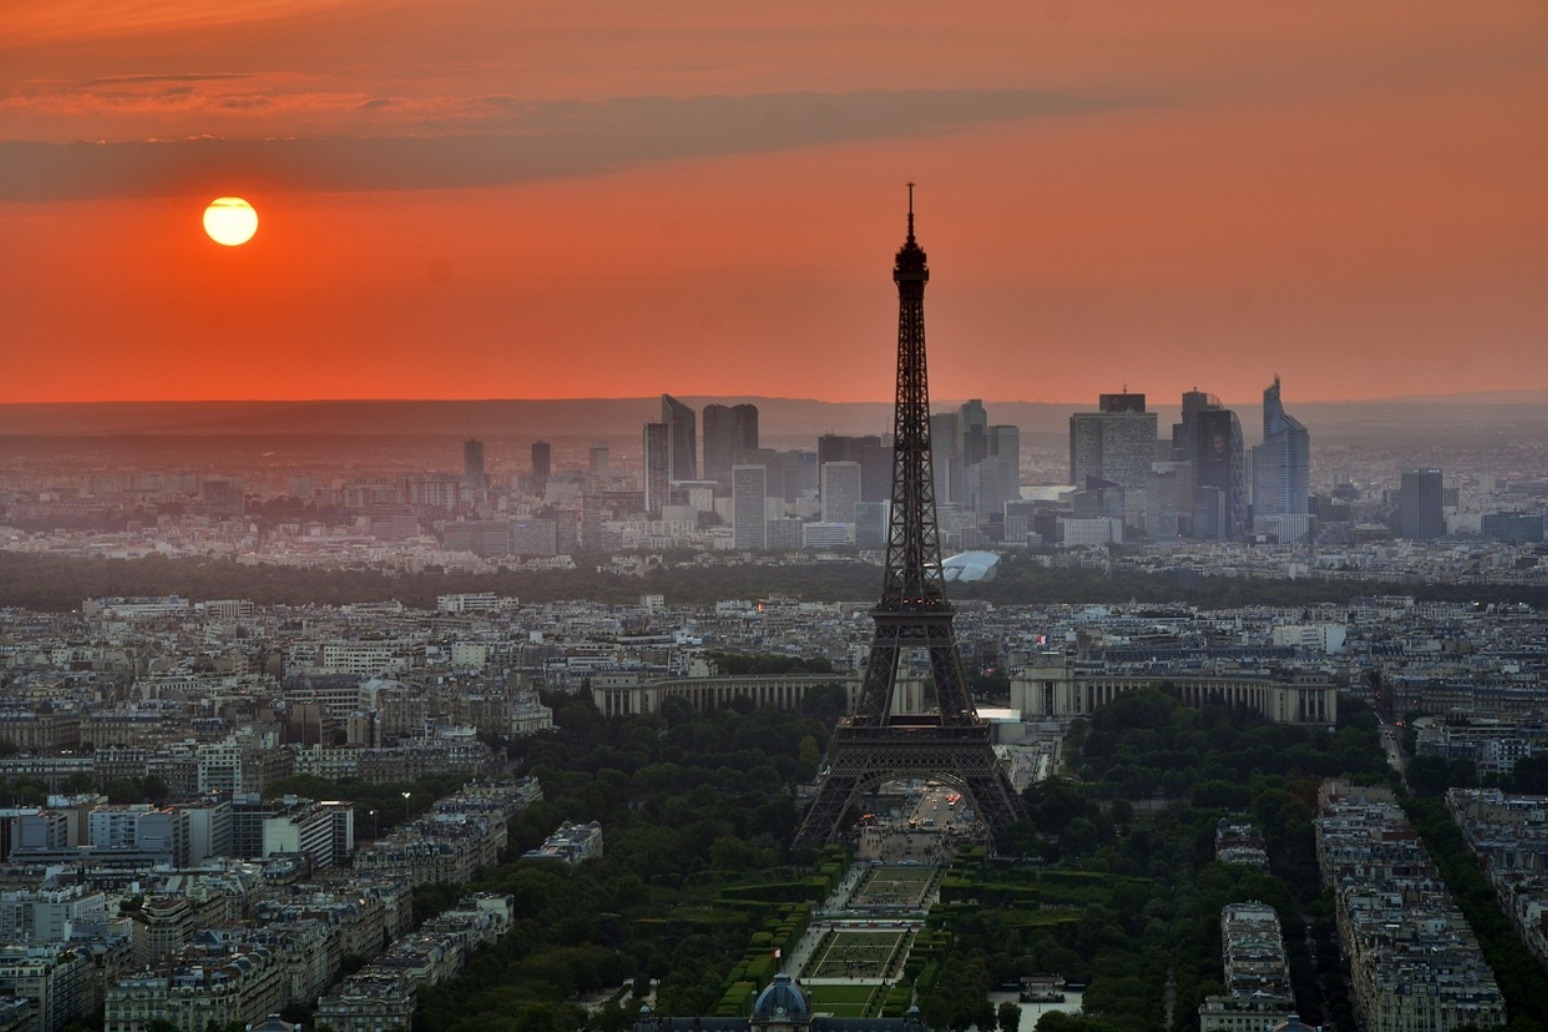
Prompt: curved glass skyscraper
<box><xmin>1251</xmin><ymin>376</ymin><xmax>1311</xmax><ymax>542</ymax></box>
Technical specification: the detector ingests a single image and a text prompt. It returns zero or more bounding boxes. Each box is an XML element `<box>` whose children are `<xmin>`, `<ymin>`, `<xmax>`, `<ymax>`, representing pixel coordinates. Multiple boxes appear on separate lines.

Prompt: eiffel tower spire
<box><xmin>794</xmin><ymin>191</ymin><xmax>1026</xmax><ymax>847</ymax></box>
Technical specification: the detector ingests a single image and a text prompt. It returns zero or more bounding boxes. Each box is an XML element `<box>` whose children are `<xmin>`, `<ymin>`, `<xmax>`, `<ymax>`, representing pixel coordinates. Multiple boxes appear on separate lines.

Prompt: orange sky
<box><xmin>2</xmin><ymin>1</ymin><xmax>1545</xmax><ymax>406</ymax></box>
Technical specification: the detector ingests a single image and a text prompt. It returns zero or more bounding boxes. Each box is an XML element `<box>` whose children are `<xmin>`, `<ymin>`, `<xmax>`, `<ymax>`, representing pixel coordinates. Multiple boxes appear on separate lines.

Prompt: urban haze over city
<box><xmin>3</xmin><ymin>5</ymin><xmax>1548</xmax><ymax>1032</ymax></box>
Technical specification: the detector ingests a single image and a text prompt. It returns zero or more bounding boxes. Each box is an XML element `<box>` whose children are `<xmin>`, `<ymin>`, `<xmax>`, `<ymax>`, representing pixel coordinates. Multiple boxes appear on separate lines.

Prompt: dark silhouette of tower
<box><xmin>794</xmin><ymin>190</ymin><xmax>1026</xmax><ymax>848</ymax></box>
<box><xmin>1172</xmin><ymin>390</ymin><xmax>1246</xmax><ymax>540</ymax></box>
<box><xmin>1398</xmin><ymin>468</ymin><xmax>1445</xmax><ymax>539</ymax></box>
<box><xmin>463</xmin><ymin>439</ymin><xmax>486</xmax><ymax>490</ymax></box>
<box><xmin>661</xmin><ymin>394</ymin><xmax>697</xmax><ymax>481</ymax></box>
<box><xmin>642</xmin><ymin>422</ymin><xmax>669</xmax><ymax>514</ymax></box>
<box><xmin>530</xmin><ymin>440</ymin><xmax>551</xmax><ymax>496</ymax></box>
<box><xmin>703</xmin><ymin>403</ymin><xmax>759</xmax><ymax>485</ymax></box>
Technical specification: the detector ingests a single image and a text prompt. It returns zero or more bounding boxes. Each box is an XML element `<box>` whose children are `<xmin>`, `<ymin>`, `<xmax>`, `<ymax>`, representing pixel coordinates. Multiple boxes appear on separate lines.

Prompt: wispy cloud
<box><xmin>78</xmin><ymin>72</ymin><xmax>257</xmax><ymax>86</ymax></box>
<box><xmin>0</xmin><ymin>0</ymin><xmax>361</xmax><ymax>44</ymax></box>
<box><xmin>0</xmin><ymin>88</ymin><xmax>1130</xmax><ymax>202</ymax></box>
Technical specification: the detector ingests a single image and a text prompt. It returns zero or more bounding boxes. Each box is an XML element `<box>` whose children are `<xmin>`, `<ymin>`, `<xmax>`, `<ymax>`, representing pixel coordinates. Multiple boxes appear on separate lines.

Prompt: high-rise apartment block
<box><xmin>1399</xmin><ymin>469</ymin><xmax>1445</xmax><ymax>540</ymax></box>
<box><xmin>702</xmin><ymin>403</ymin><xmax>759</xmax><ymax>485</ymax></box>
<box><xmin>1251</xmin><ymin>377</ymin><xmax>1311</xmax><ymax>542</ymax></box>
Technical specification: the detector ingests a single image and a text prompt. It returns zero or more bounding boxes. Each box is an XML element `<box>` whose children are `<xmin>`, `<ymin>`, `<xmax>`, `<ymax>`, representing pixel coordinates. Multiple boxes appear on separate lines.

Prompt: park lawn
<box><xmin>807</xmin><ymin>984</ymin><xmax>880</xmax><ymax>1017</ymax></box>
<box><xmin>807</xmin><ymin>929</ymin><xmax>907</xmax><ymax>978</ymax></box>
<box><xmin>854</xmin><ymin>865</ymin><xmax>935</xmax><ymax>904</ymax></box>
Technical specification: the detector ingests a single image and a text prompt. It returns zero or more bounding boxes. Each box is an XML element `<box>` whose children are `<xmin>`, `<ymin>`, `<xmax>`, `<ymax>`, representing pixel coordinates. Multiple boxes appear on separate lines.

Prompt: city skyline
<box><xmin>3</xmin><ymin>2</ymin><xmax>1546</xmax><ymax>406</ymax></box>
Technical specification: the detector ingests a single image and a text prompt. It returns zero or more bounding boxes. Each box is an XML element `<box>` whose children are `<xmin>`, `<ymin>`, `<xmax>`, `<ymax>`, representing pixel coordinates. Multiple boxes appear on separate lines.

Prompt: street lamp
<box><xmin>368</xmin><ymin>809</ymin><xmax>378</xmax><ymax>841</ymax></box>
<box><xmin>401</xmin><ymin>791</ymin><xmax>412</xmax><ymax>820</ymax></box>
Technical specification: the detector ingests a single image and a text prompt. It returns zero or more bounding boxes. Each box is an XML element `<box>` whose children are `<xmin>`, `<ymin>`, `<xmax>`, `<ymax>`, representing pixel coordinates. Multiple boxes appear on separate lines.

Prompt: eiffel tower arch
<box><xmin>794</xmin><ymin>190</ymin><xmax>1028</xmax><ymax>848</ymax></box>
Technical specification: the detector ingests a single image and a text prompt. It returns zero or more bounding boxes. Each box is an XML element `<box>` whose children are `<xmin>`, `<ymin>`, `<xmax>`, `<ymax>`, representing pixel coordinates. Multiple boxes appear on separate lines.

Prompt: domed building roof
<box><xmin>751</xmin><ymin>974</ymin><xmax>812</xmax><ymax>1024</ymax></box>
<box><xmin>248</xmin><ymin>1016</ymin><xmax>298</xmax><ymax>1032</ymax></box>
<box><xmin>1271</xmin><ymin>1017</ymin><xmax>1317</xmax><ymax>1032</ymax></box>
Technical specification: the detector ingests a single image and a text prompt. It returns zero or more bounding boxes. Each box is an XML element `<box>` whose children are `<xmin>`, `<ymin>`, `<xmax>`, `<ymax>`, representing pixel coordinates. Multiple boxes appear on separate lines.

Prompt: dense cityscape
<box><xmin>9</xmin><ymin>1</ymin><xmax>1546</xmax><ymax>1031</ymax></box>
<box><xmin>2</xmin><ymin>366</ymin><xmax>1548</xmax><ymax>1032</ymax></box>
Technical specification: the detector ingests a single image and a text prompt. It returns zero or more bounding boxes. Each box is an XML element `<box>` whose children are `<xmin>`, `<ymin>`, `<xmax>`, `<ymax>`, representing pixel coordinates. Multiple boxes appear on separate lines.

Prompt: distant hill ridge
<box><xmin>0</xmin><ymin>392</ymin><xmax>1545</xmax><ymax>446</ymax></box>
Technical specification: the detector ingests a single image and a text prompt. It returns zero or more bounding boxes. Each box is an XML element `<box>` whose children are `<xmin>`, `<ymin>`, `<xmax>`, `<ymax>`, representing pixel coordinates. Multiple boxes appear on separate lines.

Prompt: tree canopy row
<box><xmin>4</xmin><ymin>550</ymin><xmax>1546</xmax><ymax>613</ymax></box>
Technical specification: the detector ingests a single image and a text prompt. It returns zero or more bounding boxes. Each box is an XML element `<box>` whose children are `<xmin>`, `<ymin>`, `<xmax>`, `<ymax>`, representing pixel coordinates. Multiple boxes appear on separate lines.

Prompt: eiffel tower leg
<box><xmin>960</xmin><ymin>767</ymin><xmax>1024</xmax><ymax>841</ymax></box>
<box><xmin>794</xmin><ymin>726</ymin><xmax>1027</xmax><ymax>848</ymax></box>
<box><xmin>794</xmin><ymin>770</ymin><xmax>863</xmax><ymax>848</ymax></box>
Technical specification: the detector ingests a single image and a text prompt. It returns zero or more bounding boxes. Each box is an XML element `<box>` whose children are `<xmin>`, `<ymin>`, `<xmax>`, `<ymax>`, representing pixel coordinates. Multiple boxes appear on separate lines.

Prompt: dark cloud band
<box><xmin>0</xmin><ymin>88</ymin><xmax>1126</xmax><ymax>202</ymax></box>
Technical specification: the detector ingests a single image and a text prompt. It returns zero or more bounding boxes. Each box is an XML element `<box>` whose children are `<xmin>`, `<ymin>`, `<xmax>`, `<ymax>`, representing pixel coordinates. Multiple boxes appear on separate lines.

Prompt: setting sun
<box><xmin>202</xmin><ymin>197</ymin><xmax>258</xmax><ymax>246</ymax></box>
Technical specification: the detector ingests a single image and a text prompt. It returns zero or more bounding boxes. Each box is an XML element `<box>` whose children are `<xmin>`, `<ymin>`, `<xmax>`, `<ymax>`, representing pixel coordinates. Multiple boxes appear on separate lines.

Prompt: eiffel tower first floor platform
<box><xmin>793</xmin><ymin>721</ymin><xmax>1027</xmax><ymax>848</ymax></box>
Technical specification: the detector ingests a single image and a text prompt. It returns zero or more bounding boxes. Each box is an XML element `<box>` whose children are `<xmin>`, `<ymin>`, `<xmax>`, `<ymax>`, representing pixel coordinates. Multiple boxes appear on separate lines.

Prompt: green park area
<box><xmin>804</xmin><ymin>929</ymin><xmax>910</xmax><ymax>979</ymax></box>
<box><xmin>854</xmin><ymin>864</ymin><xmax>936</xmax><ymax>906</ymax></box>
<box><xmin>806</xmin><ymin>984</ymin><xmax>883</xmax><ymax>1018</ymax></box>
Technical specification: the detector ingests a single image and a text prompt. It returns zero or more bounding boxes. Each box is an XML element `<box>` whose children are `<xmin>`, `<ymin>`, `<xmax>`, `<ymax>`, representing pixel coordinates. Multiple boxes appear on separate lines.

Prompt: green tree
<box><xmin>61</xmin><ymin>771</ymin><xmax>96</xmax><ymax>794</ymax></box>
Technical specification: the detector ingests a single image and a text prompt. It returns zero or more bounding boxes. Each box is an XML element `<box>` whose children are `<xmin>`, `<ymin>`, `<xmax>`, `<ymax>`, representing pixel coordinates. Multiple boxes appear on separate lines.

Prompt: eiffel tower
<box><xmin>794</xmin><ymin>189</ymin><xmax>1027</xmax><ymax>848</ymax></box>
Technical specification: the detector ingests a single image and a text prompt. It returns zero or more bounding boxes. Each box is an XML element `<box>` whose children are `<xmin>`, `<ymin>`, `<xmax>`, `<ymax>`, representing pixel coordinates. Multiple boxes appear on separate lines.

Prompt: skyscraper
<box><xmin>661</xmin><ymin>394</ymin><xmax>697</xmax><ymax>481</ymax></box>
<box><xmin>820</xmin><ymin>461</ymin><xmax>863</xmax><ymax>526</ymax></box>
<box><xmin>731</xmin><ymin>464</ymin><xmax>767</xmax><ymax>549</ymax></box>
<box><xmin>1173</xmin><ymin>391</ymin><xmax>1246</xmax><ymax>540</ymax></box>
<box><xmin>462</xmin><ymin>439</ymin><xmax>485</xmax><ymax>490</ymax></box>
<box><xmin>1251</xmin><ymin>376</ymin><xmax>1311</xmax><ymax>541</ymax></box>
<box><xmin>930</xmin><ymin>411</ymin><xmax>960</xmax><ymax>506</ymax></box>
<box><xmin>1146</xmin><ymin>462</ymin><xmax>1194</xmax><ymax>539</ymax></box>
<box><xmin>1069</xmin><ymin>392</ymin><xmax>1158</xmax><ymax>491</ymax></box>
<box><xmin>959</xmin><ymin>399</ymin><xmax>989</xmax><ymax>467</ymax></box>
<box><xmin>530</xmin><ymin>440</ymin><xmax>551</xmax><ymax>497</ymax></box>
<box><xmin>817</xmin><ymin>434</ymin><xmax>892</xmax><ymax>502</ymax></box>
<box><xmin>588</xmin><ymin>442</ymin><xmax>610</xmax><ymax>477</ymax></box>
<box><xmin>978</xmin><ymin>424</ymin><xmax>1022</xmax><ymax>520</ymax></box>
<box><xmin>1398</xmin><ymin>469</ymin><xmax>1445</xmax><ymax>539</ymax></box>
<box><xmin>854</xmin><ymin>501</ymin><xmax>889</xmax><ymax>548</ymax></box>
<box><xmin>702</xmin><ymin>403</ymin><xmax>759</xmax><ymax>485</ymax></box>
<box><xmin>642</xmin><ymin>422</ymin><xmax>669</xmax><ymax>515</ymax></box>
<box><xmin>989</xmin><ymin>424</ymin><xmax>1020</xmax><ymax>480</ymax></box>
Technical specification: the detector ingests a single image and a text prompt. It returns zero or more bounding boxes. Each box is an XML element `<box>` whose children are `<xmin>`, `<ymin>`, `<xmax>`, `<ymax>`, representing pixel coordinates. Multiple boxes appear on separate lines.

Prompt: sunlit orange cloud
<box><xmin>1</xmin><ymin>0</ymin><xmax>1545</xmax><ymax>404</ymax></box>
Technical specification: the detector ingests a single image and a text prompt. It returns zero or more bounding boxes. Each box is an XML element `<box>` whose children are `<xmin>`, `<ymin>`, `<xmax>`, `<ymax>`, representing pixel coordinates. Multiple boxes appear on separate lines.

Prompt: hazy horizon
<box><xmin>4</xmin><ymin>385</ymin><xmax>1548</xmax><ymax>410</ymax></box>
<box><xmin>4</xmin><ymin>393</ymin><xmax>1546</xmax><ymax>457</ymax></box>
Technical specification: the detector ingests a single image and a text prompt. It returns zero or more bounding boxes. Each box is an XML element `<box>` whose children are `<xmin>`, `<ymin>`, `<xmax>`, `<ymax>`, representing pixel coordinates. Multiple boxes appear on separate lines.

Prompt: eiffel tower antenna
<box><xmin>794</xmin><ymin>189</ymin><xmax>1027</xmax><ymax>847</ymax></box>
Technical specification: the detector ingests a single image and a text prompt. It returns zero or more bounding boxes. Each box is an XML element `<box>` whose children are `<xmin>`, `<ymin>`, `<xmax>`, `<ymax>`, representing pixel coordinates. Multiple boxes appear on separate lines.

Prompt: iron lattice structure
<box><xmin>794</xmin><ymin>193</ymin><xmax>1027</xmax><ymax>847</ymax></box>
